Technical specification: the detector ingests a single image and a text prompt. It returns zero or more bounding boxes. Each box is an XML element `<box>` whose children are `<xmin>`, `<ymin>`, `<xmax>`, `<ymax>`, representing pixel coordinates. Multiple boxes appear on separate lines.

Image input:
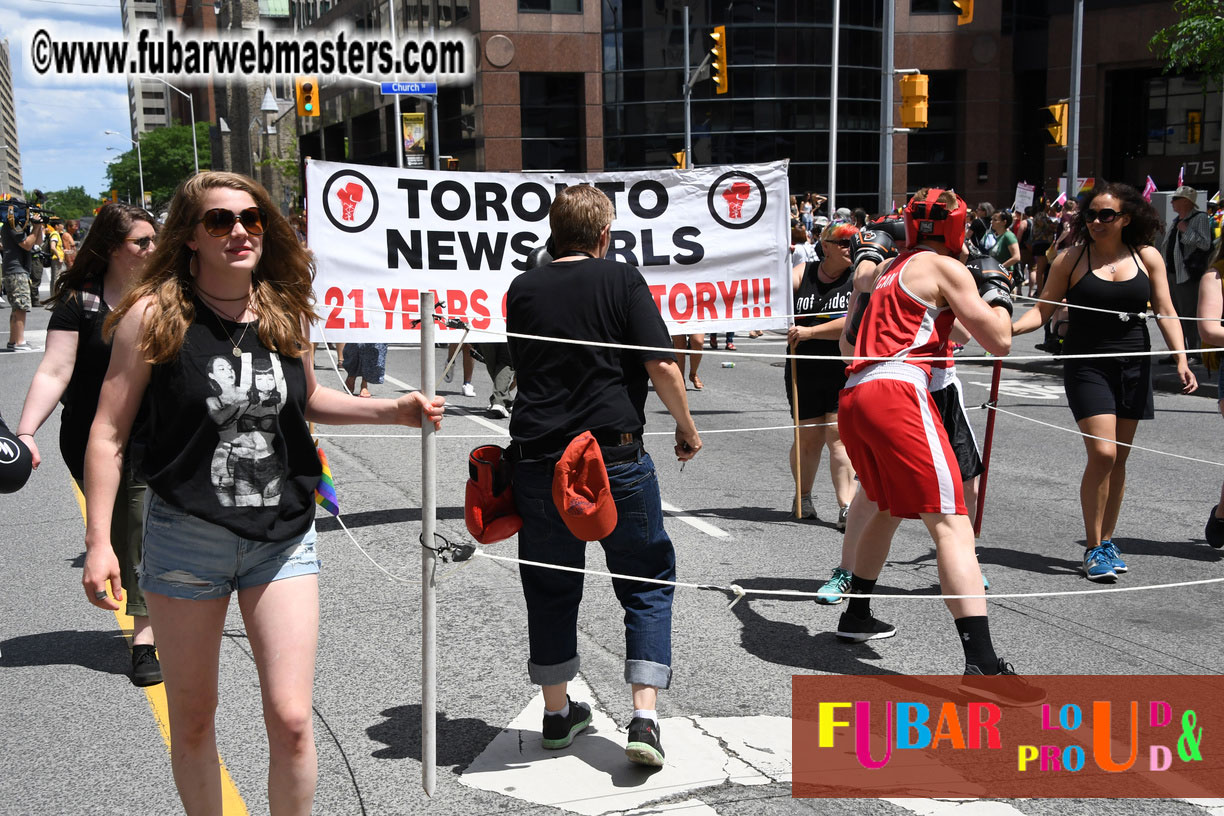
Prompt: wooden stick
<box><xmin>791</xmin><ymin>345</ymin><xmax>802</xmax><ymax>519</ymax></box>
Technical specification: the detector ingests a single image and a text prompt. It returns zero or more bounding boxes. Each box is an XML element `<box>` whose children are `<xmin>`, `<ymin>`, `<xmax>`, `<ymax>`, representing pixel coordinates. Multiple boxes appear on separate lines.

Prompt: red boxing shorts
<box><xmin>838</xmin><ymin>376</ymin><xmax>967</xmax><ymax>519</ymax></box>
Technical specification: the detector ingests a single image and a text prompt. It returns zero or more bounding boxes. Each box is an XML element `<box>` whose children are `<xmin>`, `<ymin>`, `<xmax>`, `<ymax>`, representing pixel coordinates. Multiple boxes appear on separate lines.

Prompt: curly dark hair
<box><xmin>1077</xmin><ymin>182</ymin><xmax>1161</xmax><ymax>248</ymax></box>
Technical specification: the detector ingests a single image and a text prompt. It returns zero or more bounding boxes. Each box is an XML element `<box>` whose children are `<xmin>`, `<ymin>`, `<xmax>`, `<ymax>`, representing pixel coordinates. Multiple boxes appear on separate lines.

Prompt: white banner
<box><xmin>1013</xmin><ymin>182</ymin><xmax>1035</xmax><ymax>213</ymax></box>
<box><xmin>305</xmin><ymin>160</ymin><xmax>790</xmax><ymax>342</ymax></box>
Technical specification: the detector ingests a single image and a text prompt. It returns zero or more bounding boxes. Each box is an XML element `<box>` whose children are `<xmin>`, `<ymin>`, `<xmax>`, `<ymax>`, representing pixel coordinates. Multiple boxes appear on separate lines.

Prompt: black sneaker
<box><xmin>835</xmin><ymin>611</ymin><xmax>897</xmax><ymax>642</ymax></box>
<box><xmin>541</xmin><ymin>697</ymin><xmax>592</xmax><ymax>749</ymax></box>
<box><xmin>1207</xmin><ymin>506</ymin><xmax>1224</xmax><ymax>549</ymax></box>
<box><xmin>131</xmin><ymin>644</ymin><xmax>163</xmax><ymax>687</ymax></box>
<box><xmin>961</xmin><ymin>658</ymin><xmax>1045</xmax><ymax>707</ymax></box>
<box><xmin>625</xmin><ymin>717</ymin><xmax>665</xmax><ymax>767</ymax></box>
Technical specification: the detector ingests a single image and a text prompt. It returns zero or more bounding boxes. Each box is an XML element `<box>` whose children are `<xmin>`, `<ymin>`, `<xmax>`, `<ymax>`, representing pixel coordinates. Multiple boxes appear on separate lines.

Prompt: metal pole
<box><xmin>879</xmin><ymin>0</ymin><xmax>894</xmax><ymax>215</ymax></box>
<box><xmin>1065</xmin><ymin>0</ymin><xmax>1083</xmax><ymax>203</ymax></box>
<box><xmin>188</xmin><ymin>91</ymin><xmax>199</xmax><ymax>175</ymax></box>
<box><xmin>683</xmin><ymin>5</ymin><xmax>692</xmax><ymax>169</ymax></box>
<box><xmin>429</xmin><ymin>97</ymin><xmax>441</xmax><ymax>170</ymax></box>
<box><xmin>828</xmin><ymin>0</ymin><xmax>840</xmax><ymax>215</ymax></box>
<box><xmin>135</xmin><ymin>139</ymin><xmax>145</xmax><ymax>210</ymax></box>
<box><xmin>388</xmin><ymin>0</ymin><xmax>404</xmax><ymax>169</ymax></box>
<box><xmin>420</xmin><ymin>291</ymin><xmax>438</xmax><ymax>797</ymax></box>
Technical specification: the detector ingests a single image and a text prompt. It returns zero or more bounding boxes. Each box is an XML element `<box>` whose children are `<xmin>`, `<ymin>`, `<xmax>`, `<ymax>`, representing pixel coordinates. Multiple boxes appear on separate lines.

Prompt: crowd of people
<box><xmin>4</xmin><ymin>168</ymin><xmax>1224</xmax><ymax>812</ymax></box>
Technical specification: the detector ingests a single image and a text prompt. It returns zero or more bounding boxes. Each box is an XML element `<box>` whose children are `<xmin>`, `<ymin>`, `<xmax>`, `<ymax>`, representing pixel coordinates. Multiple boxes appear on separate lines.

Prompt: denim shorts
<box><xmin>139</xmin><ymin>493</ymin><xmax>320</xmax><ymax>600</ymax></box>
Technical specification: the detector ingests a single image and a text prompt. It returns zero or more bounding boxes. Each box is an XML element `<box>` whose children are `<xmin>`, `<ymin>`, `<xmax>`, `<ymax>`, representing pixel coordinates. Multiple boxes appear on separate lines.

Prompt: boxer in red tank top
<box><xmin>833</xmin><ymin>189</ymin><xmax>1043</xmax><ymax>704</ymax></box>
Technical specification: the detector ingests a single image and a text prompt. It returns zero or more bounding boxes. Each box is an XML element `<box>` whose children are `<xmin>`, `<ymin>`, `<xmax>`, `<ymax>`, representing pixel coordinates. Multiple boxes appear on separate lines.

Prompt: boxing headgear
<box><xmin>464</xmin><ymin>445</ymin><xmax>522</xmax><ymax>545</ymax></box>
<box><xmin>0</xmin><ymin>416</ymin><xmax>33</xmax><ymax>494</ymax></box>
<box><xmin>868</xmin><ymin>215</ymin><xmax>907</xmax><ymax>244</ymax></box>
<box><xmin>904</xmin><ymin>189</ymin><xmax>968</xmax><ymax>256</ymax></box>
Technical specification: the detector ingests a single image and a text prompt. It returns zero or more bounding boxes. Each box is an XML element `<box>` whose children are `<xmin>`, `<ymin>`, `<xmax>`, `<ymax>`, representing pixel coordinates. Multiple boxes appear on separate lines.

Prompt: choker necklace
<box><xmin>202</xmin><ymin>301</ymin><xmax>253</xmax><ymax>357</ymax></box>
<box><xmin>194</xmin><ymin>280</ymin><xmax>254</xmax><ymax>301</ymax></box>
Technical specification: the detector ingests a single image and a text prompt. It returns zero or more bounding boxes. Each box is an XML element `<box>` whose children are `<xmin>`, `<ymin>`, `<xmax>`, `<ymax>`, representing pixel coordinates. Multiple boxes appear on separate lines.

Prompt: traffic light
<box><xmin>673</xmin><ymin>151</ymin><xmax>687</xmax><ymax>169</ymax></box>
<box><xmin>295</xmin><ymin>76</ymin><xmax>319</xmax><ymax>117</ymax></box>
<box><xmin>710</xmin><ymin>26</ymin><xmax>728</xmax><ymax>95</ymax></box>
<box><xmin>953</xmin><ymin>0</ymin><xmax>973</xmax><ymax>25</ymax></box>
<box><xmin>899</xmin><ymin>74</ymin><xmax>929</xmax><ymax>129</ymax></box>
<box><xmin>446</xmin><ymin>157</ymin><xmax>460</xmax><ymax>170</ymax></box>
<box><xmin>1043</xmin><ymin>101</ymin><xmax>1068</xmax><ymax>147</ymax></box>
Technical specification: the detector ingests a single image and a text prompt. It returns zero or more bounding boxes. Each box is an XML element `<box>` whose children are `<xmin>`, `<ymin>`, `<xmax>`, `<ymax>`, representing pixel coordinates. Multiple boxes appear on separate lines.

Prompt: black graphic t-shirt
<box><xmin>792</xmin><ymin>262</ymin><xmax>854</xmax><ymax>382</ymax></box>
<box><xmin>137</xmin><ymin>299</ymin><xmax>319</xmax><ymax>541</ymax></box>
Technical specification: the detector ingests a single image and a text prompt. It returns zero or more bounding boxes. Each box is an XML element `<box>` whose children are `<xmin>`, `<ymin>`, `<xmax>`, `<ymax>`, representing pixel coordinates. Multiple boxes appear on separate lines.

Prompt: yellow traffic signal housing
<box><xmin>899</xmin><ymin>74</ymin><xmax>929</xmax><ymax>129</ymax></box>
<box><xmin>710</xmin><ymin>26</ymin><xmax>728</xmax><ymax>95</ymax></box>
<box><xmin>953</xmin><ymin>0</ymin><xmax>973</xmax><ymax>25</ymax></box>
<box><xmin>296</xmin><ymin>76</ymin><xmax>319</xmax><ymax>117</ymax></box>
<box><xmin>1043</xmin><ymin>101</ymin><xmax>1068</xmax><ymax>147</ymax></box>
<box><xmin>673</xmin><ymin>151</ymin><xmax>687</xmax><ymax>169</ymax></box>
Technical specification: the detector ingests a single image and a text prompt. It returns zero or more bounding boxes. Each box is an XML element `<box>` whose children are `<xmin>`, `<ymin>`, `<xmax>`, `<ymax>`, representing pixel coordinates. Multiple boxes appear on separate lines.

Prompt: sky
<box><xmin>0</xmin><ymin>0</ymin><xmax>134</xmax><ymax>198</ymax></box>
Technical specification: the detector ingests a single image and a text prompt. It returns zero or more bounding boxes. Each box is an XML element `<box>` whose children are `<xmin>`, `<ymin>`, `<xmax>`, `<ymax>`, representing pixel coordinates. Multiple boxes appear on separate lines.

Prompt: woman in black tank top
<box><xmin>1013</xmin><ymin>183</ymin><xmax>1196</xmax><ymax>584</ymax></box>
<box><xmin>82</xmin><ymin>172</ymin><xmax>446</xmax><ymax>813</ymax></box>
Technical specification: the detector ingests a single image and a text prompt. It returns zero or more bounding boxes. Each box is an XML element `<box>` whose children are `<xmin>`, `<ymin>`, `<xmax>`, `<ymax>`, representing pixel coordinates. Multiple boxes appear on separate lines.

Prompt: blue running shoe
<box><xmin>815</xmin><ymin>567</ymin><xmax>852</xmax><ymax>605</ymax></box>
<box><xmin>1083</xmin><ymin>544</ymin><xmax>1117</xmax><ymax>583</ymax></box>
<box><xmin>1101</xmin><ymin>539</ymin><xmax>1127</xmax><ymax>574</ymax></box>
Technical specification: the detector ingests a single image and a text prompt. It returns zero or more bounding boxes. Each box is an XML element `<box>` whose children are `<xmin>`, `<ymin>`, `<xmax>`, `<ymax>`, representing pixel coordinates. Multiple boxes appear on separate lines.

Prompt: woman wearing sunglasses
<box><xmin>82</xmin><ymin>171</ymin><xmax>444</xmax><ymax>815</ymax></box>
<box><xmin>785</xmin><ymin>220</ymin><xmax>859</xmax><ymax>525</ymax></box>
<box><xmin>15</xmin><ymin>203</ymin><xmax>162</xmax><ymax>687</ymax></box>
<box><xmin>1014</xmin><ymin>182</ymin><xmax>1196</xmax><ymax>583</ymax></box>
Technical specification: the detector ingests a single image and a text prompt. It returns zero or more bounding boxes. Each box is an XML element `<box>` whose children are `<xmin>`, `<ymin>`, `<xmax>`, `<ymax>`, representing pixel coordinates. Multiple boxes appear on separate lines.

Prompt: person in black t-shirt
<box><xmin>15</xmin><ymin>203</ymin><xmax>162</xmax><ymax>686</ymax></box>
<box><xmin>84</xmin><ymin>172</ymin><xmax>444</xmax><ymax>814</ymax></box>
<box><xmin>507</xmin><ymin>184</ymin><xmax>701</xmax><ymax>768</ymax></box>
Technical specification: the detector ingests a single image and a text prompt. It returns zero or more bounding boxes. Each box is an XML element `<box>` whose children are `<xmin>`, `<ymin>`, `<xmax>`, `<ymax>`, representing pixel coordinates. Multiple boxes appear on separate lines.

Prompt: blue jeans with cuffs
<box><xmin>514</xmin><ymin>447</ymin><xmax>675</xmax><ymax>689</ymax></box>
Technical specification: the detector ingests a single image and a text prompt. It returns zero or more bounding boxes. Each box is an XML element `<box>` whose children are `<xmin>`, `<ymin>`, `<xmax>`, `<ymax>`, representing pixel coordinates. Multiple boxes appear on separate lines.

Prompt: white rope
<box><xmin>471</xmin><ymin>548</ymin><xmax>1224</xmax><ymax>601</ymax></box>
<box><xmin>988</xmin><ymin>405</ymin><xmax>1224</xmax><ymax>468</ymax></box>
<box><xmin>312</xmin><ymin>420</ymin><xmax>841</xmax><ymax>441</ymax></box>
<box><xmin>1015</xmin><ymin>294</ymin><xmax>1224</xmax><ymax>324</ymax></box>
<box><xmin>332</xmin><ymin>513</ymin><xmax>418</xmax><ymax>584</ymax></box>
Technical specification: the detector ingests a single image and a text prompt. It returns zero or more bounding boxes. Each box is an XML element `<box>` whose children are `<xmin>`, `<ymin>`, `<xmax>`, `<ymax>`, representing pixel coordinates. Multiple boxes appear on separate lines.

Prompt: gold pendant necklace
<box><xmin>202</xmin><ymin>300</ymin><xmax>252</xmax><ymax>357</ymax></box>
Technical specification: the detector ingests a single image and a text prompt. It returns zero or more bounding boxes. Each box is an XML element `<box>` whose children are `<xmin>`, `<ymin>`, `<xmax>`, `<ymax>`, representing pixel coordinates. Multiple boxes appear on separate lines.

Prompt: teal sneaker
<box><xmin>1083</xmin><ymin>544</ymin><xmax>1117</xmax><ymax>583</ymax></box>
<box><xmin>815</xmin><ymin>567</ymin><xmax>852</xmax><ymax>605</ymax></box>
<box><xmin>1100</xmin><ymin>539</ymin><xmax>1127</xmax><ymax>573</ymax></box>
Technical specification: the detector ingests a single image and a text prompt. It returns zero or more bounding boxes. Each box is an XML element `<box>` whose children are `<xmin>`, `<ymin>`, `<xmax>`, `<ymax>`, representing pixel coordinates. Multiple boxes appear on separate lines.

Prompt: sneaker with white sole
<box><xmin>835</xmin><ymin>611</ymin><xmax>896</xmax><ymax>642</ymax></box>
<box><xmin>792</xmin><ymin>494</ymin><xmax>817</xmax><ymax>520</ymax></box>
<box><xmin>541</xmin><ymin>697</ymin><xmax>592</xmax><ymax>750</ymax></box>
<box><xmin>1100</xmin><ymin>539</ymin><xmax>1127</xmax><ymax>573</ymax></box>
<box><xmin>625</xmin><ymin>717</ymin><xmax>665</xmax><ymax>767</ymax></box>
<box><xmin>836</xmin><ymin>505</ymin><xmax>850</xmax><ymax>532</ymax></box>
<box><xmin>487</xmin><ymin>403</ymin><xmax>510</xmax><ymax>419</ymax></box>
<box><xmin>461</xmin><ymin>382</ymin><xmax>476</xmax><ymax>398</ymax></box>
<box><xmin>815</xmin><ymin>567</ymin><xmax>852</xmax><ymax>605</ymax></box>
<box><xmin>5</xmin><ymin>342</ymin><xmax>37</xmax><ymax>352</ymax></box>
<box><xmin>1083</xmin><ymin>543</ymin><xmax>1117</xmax><ymax>583</ymax></box>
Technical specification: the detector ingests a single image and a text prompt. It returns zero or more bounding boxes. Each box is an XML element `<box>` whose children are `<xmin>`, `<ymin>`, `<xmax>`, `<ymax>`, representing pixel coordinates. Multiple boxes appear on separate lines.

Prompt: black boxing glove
<box><xmin>850</xmin><ymin>228</ymin><xmax>897</xmax><ymax>270</ymax></box>
<box><xmin>525</xmin><ymin>243</ymin><xmax>553</xmax><ymax>270</ymax></box>
<box><xmin>966</xmin><ymin>256</ymin><xmax>1014</xmax><ymax>316</ymax></box>
<box><xmin>843</xmin><ymin>290</ymin><xmax>871</xmax><ymax>346</ymax></box>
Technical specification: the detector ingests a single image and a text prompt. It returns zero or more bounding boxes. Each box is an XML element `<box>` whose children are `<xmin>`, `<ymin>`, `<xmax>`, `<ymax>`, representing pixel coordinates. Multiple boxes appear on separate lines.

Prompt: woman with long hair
<box><xmin>82</xmin><ymin>171</ymin><xmax>444</xmax><ymax>814</ymax></box>
<box><xmin>15</xmin><ymin>203</ymin><xmax>162</xmax><ymax>686</ymax></box>
<box><xmin>1014</xmin><ymin>182</ymin><xmax>1196</xmax><ymax>582</ymax></box>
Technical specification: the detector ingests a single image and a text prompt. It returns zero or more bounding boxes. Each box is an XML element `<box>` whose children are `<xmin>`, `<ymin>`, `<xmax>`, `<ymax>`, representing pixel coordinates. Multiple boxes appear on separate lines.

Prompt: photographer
<box><xmin>2</xmin><ymin>198</ymin><xmax>45</xmax><ymax>352</ymax></box>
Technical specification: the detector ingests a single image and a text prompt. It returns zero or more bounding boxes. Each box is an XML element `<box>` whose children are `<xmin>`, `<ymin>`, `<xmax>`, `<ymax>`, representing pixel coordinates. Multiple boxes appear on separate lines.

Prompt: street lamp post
<box><xmin>104</xmin><ymin>130</ymin><xmax>145</xmax><ymax>209</ymax></box>
<box><xmin>149</xmin><ymin>77</ymin><xmax>199</xmax><ymax>175</ymax></box>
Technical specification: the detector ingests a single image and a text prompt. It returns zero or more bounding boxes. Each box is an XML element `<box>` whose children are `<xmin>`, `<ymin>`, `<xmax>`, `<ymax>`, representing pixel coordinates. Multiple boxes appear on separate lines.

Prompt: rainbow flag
<box><xmin>314</xmin><ymin>444</ymin><xmax>339</xmax><ymax>516</ymax></box>
<box><xmin>1142</xmin><ymin>175</ymin><xmax>1157</xmax><ymax>202</ymax></box>
<box><xmin>1179</xmin><ymin>165</ymin><xmax>1186</xmax><ymax>187</ymax></box>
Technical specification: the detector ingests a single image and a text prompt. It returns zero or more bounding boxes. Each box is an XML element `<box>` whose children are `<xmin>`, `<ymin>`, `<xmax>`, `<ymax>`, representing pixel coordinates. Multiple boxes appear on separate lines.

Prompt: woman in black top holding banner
<box><xmin>85</xmin><ymin>171</ymin><xmax>444</xmax><ymax>814</ymax></box>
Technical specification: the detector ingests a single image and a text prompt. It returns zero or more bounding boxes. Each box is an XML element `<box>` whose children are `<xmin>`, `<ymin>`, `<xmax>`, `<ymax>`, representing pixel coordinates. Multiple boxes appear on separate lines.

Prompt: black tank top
<box><xmin>1064</xmin><ymin>244</ymin><xmax>1151</xmax><ymax>355</ymax></box>
<box><xmin>136</xmin><ymin>298</ymin><xmax>320</xmax><ymax>541</ymax></box>
<box><xmin>793</xmin><ymin>261</ymin><xmax>854</xmax><ymax>373</ymax></box>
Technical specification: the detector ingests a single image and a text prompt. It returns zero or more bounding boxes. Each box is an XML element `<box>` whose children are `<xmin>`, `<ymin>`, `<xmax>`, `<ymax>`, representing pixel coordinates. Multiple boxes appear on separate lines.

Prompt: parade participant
<box><xmin>2</xmin><ymin>200</ymin><xmax>45</xmax><ymax>351</ymax></box>
<box><xmin>785</xmin><ymin>220</ymin><xmax>858</xmax><ymax>525</ymax></box>
<box><xmin>1163</xmin><ymin>185</ymin><xmax>1214</xmax><ymax>357</ymax></box>
<box><xmin>84</xmin><ymin>171</ymin><xmax>444</xmax><ymax>814</ymax></box>
<box><xmin>988</xmin><ymin>210</ymin><xmax>1021</xmax><ymax>287</ymax></box>
<box><xmin>672</xmin><ymin>332</ymin><xmax>706</xmax><ymax>390</ymax></box>
<box><xmin>507</xmin><ymin>183</ymin><xmax>701</xmax><ymax>767</ymax></box>
<box><xmin>15</xmin><ymin>203</ymin><xmax>163</xmax><ymax>686</ymax></box>
<box><xmin>834</xmin><ymin>188</ymin><xmax>1040</xmax><ymax>702</ymax></box>
<box><xmin>1014</xmin><ymin>183</ymin><xmax>1196</xmax><ymax>581</ymax></box>
<box><xmin>1197</xmin><ymin>240</ymin><xmax>1224</xmax><ymax>547</ymax></box>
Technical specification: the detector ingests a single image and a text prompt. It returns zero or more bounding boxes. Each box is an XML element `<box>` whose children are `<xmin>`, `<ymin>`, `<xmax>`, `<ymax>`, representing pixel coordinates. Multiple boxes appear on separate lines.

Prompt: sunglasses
<box><xmin>199</xmin><ymin>207</ymin><xmax>266</xmax><ymax>237</ymax></box>
<box><xmin>825</xmin><ymin>239</ymin><xmax>853</xmax><ymax>248</ymax></box>
<box><xmin>1083</xmin><ymin>208</ymin><xmax>1120</xmax><ymax>224</ymax></box>
<box><xmin>125</xmin><ymin>236</ymin><xmax>155</xmax><ymax>250</ymax></box>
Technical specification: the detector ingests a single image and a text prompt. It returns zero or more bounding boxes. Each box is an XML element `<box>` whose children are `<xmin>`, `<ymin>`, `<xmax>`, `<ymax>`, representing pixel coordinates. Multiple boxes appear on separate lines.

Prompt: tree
<box><xmin>38</xmin><ymin>186</ymin><xmax>104</xmax><ymax>220</ymax></box>
<box><xmin>102</xmin><ymin>122</ymin><xmax>211</xmax><ymax>211</ymax></box>
<box><xmin>1149</xmin><ymin>0</ymin><xmax>1224</xmax><ymax>83</ymax></box>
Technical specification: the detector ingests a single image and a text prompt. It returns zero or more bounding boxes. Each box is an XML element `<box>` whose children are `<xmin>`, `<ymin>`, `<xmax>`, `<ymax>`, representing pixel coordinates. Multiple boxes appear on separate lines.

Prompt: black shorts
<box><xmin>785</xmin><ymin>362</ymin><xmax>846</xmax><ymax>421</ymax></box>
<box><xmin>931</xmin><ymin>381</ymin><xmax>984</xmax><ymax>481</ymax></box>
<box><xmin>1063</xmin><ymin>356</ymin><xmax>1154</xmax><ymax>422</ymax></box>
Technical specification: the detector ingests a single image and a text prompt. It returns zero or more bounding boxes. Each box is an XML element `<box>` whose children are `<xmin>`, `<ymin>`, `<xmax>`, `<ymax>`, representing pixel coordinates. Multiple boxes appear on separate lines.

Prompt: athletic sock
<box><xmin>955</xmin><ymin>616</ymin><xmax>999</xmax><ymax>672</ymax></box>
<box><xmin>545</xmin><ymin>701</ymin><xmax>571</xmax><ymax>719</ymax></box>
<box><xmin>846</xmin><ymin>574</ymin><xmax>876</xmax><ymax>619</ymax></box>
<box><xmin>632</xmin><ymin>709</ymin><xmax>658</xmax><ymax>724</ymax></box>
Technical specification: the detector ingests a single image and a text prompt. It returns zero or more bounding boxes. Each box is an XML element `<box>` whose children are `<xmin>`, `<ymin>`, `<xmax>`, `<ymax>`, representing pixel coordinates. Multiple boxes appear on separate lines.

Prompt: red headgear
<box><xmin>904</xmin><ymin>189</ymin><xmax>968</xmax><ymax>255</ymax></box>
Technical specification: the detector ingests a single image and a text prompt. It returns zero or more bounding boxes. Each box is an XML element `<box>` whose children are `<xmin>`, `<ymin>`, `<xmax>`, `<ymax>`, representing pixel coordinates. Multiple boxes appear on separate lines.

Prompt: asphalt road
<box><xmin>3</xmin><ymin>298</ymin><xmax>1223</xmax><ymax>816</ymax></box>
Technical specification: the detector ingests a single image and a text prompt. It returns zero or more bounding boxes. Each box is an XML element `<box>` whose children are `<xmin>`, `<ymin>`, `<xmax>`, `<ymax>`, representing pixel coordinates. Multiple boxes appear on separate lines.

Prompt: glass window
<box><xmin>520</xmin><ymin>0</ymin><xmax>582</xmax><ymax>12</ymax></box>
<box><xmin>521</xmin><ymin>74</ymin><xmax>584</xmax><ymax>171</ymax></box>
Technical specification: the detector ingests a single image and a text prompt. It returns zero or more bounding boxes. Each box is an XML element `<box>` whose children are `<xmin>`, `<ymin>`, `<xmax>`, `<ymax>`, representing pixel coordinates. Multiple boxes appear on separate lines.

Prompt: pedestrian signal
<box><xmin>1043</xmin><ymin>101</ymin><xmax>1068</xmax><ymax>147</ymax></box>
<box><xmin>446</xmin><ymin>157</ymin><xmax>460</xmax><ymax>170</ymax></box>
<box><xmin>899</xmin><ymin>74</ymin><xmax>928</xmax><ymax>129</ymax></box>
<box><xmin>673</xmin><ymin>151</ymin><xmax>687</xmax><ymax>170</ymax></box>
<box><xmin>953</xmin><ymin>0</ymin><xmax>973</xmax><ymax>25</ymax></box>
<box><xmin>710</xmin><ymin>26</ymin><xmax>728</xmax><ymax>95</ymax></box>
<box><xmin>296</xmin><ymin>76</ymin><xmax>319</xmax><ymax>117</ymax></box>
